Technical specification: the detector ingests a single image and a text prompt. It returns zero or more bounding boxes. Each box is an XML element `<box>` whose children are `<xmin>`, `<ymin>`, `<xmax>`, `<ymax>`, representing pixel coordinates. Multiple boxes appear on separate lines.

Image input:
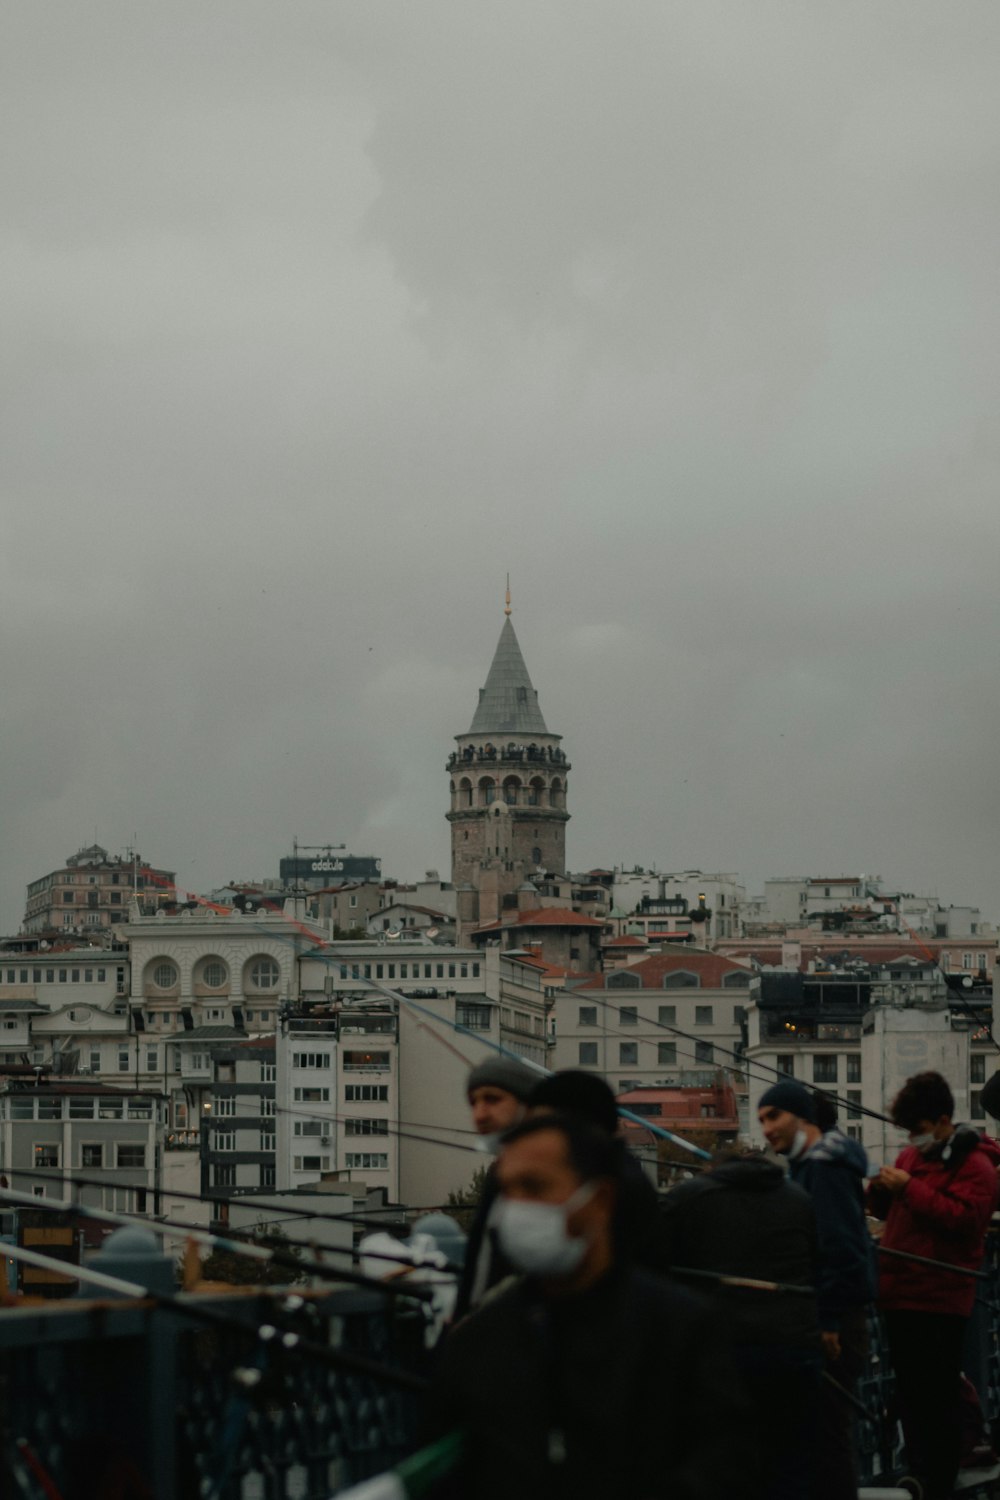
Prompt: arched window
<box><xmin>663</xmin><ymin>971</ymin><xmax>700</xmax><ymax>989</ymax></box>
<box><xmin>531</xmin><ymin>846</ymin><xmax>542</xmax><ymax>865</ymax></box>
<box><xmin>196</xmin><ymin>957</ymin><xmax>228</xmax><ymax>990</ymax></box>
<box><xmin>551</xmin><ymin>777</ymin><xmax>564</xmax><ymax>809</ymax></box>
<box><xmin>459</xmin><ymin>777</ymin><xmax>473</xmax><ymax>808</ymax></box>
<box><xmin>528</xmin><ymin>777</ymin><xmax>545</xmax><ymax>807</ymax></box>
<box><xmin>606</xmin><ymin>970</ymin><xmax>641</xmax><ymax>989</ymax></box>
<box><xmin>722</xmin><ymin>970</ymin><xmax>751</xmax><ymax>988</ymax></box>
<box><xmin>148</xmin><ymin>959</ymin><xmax>178</xmax><ymax>991</ymax></box>
<box><xmin>246</xmin><ymin>956</ymin><xmax>280</xmax><ymax>991</ymax></box>
<box><xmin>478</xmin><ymin>778</ymin><xmax>496</xmax><ymax>806</ymax></box>
<box><xmin>502</xmin><ymin>777</ymin><xmax>520</xmax><ymax>806</ymax></box>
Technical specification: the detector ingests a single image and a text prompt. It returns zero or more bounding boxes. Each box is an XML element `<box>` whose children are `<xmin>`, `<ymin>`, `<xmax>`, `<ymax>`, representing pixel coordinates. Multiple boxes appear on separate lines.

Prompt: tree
<box><xmin>194</xmin><ymin>1223</ymin><xmax>303</xmax><ymax>1287</ymax></box>
<box><xmin>445</xmin><ymin>1164</ymin><xmax>491</xmax><ymax>1232</ymax></box>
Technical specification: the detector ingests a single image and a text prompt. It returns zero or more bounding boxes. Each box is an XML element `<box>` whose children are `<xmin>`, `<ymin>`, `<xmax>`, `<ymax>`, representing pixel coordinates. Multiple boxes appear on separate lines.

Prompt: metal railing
<box><xmin>0</xmin><ymin>1287</ymin><xmax>425</xmax><ymax>1500</ymax></box>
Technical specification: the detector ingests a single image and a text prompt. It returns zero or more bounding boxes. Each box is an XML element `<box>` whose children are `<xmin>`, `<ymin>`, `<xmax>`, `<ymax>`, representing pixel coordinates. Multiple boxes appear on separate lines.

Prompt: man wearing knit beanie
<box><xmin>758</xmin><ymin>1078</ymin><xmax>874</xmax><ymax>1500</ymax></box>
<box><xmin>453</xmin><ymin>1054</ymin><xmax>537</xmax><ymax>1320</ymax></box>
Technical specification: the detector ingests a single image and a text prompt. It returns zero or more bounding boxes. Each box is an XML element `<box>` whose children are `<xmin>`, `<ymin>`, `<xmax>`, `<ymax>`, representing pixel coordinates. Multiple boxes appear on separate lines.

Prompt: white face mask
<box><xmin>787</xmin><ymin>1128</ymin><xmax>810</xmax><ymax>1161</ymax></box>
<box><xmin>908</xmin><ymin>1131</ymin><xmax>936</xmax><ymax>1154</ymax></box>
<box><xmin>493</xmin><ymin>1183</ymin><xmax>595</xmax><ymax>1278</ymax></box>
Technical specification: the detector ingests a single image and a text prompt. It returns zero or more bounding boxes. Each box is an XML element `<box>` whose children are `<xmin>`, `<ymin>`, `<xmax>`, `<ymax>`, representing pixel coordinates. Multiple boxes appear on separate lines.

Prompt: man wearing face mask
<box><xmin>425</xmin><ymin>1114</ymin><xmax>745</xmax><ymax>1499</ymax></box>
<box><xmin>452</xmin><ymin>1056</ymin><xmax>537</xmax><ymax>1321</ymax></box>
<box><xmin>868</xmin><ymin>1070</ymin><xmax>1000</xmax><ymax>1500</ymax></box>
<box><xmin>757</xmin><ymin>1080</ymin><xmax>874</xmax><ymax>1500</ymax></box>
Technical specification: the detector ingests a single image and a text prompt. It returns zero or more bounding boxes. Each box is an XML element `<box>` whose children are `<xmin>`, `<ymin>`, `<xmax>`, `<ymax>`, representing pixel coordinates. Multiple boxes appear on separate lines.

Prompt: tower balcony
<box><xmin>446</xmin><ymin>743</ymin><xmax>569</xmax><ymax>772</ymax></box>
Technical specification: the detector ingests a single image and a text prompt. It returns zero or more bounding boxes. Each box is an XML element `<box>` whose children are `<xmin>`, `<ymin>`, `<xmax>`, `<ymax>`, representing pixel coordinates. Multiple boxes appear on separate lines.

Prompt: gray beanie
<box><xmin>466</xmin><ymin>1056</ymin><xmax>537</xmax><ymax>1103</ymax></box>
<box><xmin>758</xmin><ymin>1080</ymin><xmax>818</xmax><ymax>1124</ymax></box>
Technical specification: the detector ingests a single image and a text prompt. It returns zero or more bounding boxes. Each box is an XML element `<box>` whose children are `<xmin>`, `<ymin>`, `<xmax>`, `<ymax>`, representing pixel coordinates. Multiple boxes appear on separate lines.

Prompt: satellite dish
<box><xmin>385</xmin><ymin>927</ymin><xmax>401</xmax><ymax>941</ymax></box>
<box><xmin>425</xmin><ymin>927</ymin><xmax>440</xmax><ymax>940</ymax></box>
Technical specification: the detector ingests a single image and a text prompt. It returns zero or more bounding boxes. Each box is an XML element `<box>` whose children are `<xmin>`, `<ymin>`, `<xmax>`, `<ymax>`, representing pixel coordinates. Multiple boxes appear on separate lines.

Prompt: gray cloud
<box><xmin>2</xmin><ymin>1</ymin><xmax>998</xmax><ymax>926</ymax></box>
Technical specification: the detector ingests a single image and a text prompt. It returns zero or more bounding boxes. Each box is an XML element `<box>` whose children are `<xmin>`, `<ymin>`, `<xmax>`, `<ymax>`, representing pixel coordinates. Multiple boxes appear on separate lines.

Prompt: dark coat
<box><xmin>789</xmin><ymin>1129</ymin><xmax>876</xmax><ymax>1332</ymax></box>
<box><xmin>656</xmin><ymin>1157</ymin><xmax>821</xmax><ymax>1349</ymax></box>
<box><xmin>425</xmin><ymin>1266</ymin><xmax>747</xmax><ymax>1500</ymax></box>
<box><xmin>871</xmin><ymin>1127</ymin><xmax>999</xmax><ymax>1318</ymax></box>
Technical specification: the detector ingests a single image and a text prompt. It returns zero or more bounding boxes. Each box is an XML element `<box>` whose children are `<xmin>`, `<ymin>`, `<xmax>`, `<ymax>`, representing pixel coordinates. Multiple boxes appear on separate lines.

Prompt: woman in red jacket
<box><xmin>869</xmin><ymin>1071</ymin><xmax>999</xmax><ymax>1500</ymax></box>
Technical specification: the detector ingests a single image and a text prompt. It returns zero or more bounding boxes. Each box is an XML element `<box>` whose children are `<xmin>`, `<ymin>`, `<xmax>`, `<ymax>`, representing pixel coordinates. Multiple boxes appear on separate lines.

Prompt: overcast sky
<box><xmin>3</xmin><ymin>2</ymin><xmax>998</xmax><ymax>931</ymax></box>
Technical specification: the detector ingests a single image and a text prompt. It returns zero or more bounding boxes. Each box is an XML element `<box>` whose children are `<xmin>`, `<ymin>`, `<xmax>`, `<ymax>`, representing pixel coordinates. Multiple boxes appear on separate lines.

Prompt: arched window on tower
<box><xmin>502</xmin><ymin>777</ymin><xmax>520</xmax><ymax>806</ymax></box>
<box><xmin>528</xmin><ymin>777</ymin><xmax>545</xmax><ymax>807</ymax></box>
<box><xmin>551</xmin><ymin>777</ymin><xmax>564</xmax><ymax>809</ymax></box>
<box><xmin>459</xmin><ymin>777</ymin><xmax>473</xmax><ymax>808</ymax></box>
<box><xmin>478</xmin><ymin>777</ymin><xmax>496</xmax><ymax>806</ymax></box>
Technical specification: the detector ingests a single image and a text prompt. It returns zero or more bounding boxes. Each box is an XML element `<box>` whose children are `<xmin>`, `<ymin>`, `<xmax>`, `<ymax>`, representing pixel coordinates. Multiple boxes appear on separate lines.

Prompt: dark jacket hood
<box><xmin>803</xmin><ymin>1128</ymin><xmax>869</xmax><ymax>1179</ymax></box>
<box><xmin>708</xmin><ymin>1158</ymin><xmax>786</xmax><ymax>1192</ymax></box>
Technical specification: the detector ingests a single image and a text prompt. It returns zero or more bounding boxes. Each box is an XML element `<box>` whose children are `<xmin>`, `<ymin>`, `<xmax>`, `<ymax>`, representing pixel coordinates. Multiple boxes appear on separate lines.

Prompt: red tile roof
<box><xmin>577</xmin><ymin>948</ymin><xmax>753</xmax><ymax>991</ymax></box>
<box><xmin>474</xmin><ymin>907</ymin><xmax>605</xmax><ymax>933</ymax></box>
<box><xmin>603</xmin><ymin>934</ymin><xmax>646</xmax><ymax>947</ymax></box>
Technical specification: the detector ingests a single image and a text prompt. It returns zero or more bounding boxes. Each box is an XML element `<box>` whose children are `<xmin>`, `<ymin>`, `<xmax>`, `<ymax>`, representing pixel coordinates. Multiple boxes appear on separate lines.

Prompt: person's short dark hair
<box><xmin>528</xmin><ymin>1070</ymin><xmax>619</xmax><ymax>1136</ymax></box>
<box><xmin>814</xmin><ymin>1092</ymin><xmax>839</xmax><ymax>1133</ymax></box>
<box><xmin>890</xmin><ymin>1071</ymin><xmax>955</xmax><ymax>1131</ymax></box>
<box><xmin>502</xmin><ymin>1113</ymin><xmax>620</xmax><ymax>1183</ymax></box>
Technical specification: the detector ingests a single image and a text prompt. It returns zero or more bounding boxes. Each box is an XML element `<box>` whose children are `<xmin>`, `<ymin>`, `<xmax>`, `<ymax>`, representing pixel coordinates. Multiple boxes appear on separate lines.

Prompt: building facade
<box><xmin>23</xmin><ymin>845</ymin><xmax>176</xmax><ymax>934</ymax></box>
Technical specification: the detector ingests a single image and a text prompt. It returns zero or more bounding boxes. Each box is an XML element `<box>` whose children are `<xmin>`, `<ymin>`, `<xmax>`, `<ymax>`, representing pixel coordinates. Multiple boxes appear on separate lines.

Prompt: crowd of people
<box><xmin>416</xmin><ymin>1057</ymin><xmax>1000</xmax><ymax>1500</ymax></box>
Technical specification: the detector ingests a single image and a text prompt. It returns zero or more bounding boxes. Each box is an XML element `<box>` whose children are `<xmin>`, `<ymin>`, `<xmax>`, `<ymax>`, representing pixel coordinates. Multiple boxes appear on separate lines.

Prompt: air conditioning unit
<box><xmin>320</xmin><ymin>1135</ymin><xmax>331</xmax><ymax>1147</ymax></box>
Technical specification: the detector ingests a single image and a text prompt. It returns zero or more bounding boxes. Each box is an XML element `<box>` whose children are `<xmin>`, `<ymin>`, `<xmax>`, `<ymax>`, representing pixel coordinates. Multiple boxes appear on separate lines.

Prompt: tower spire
<box><xmin>504</xmin><ymin>574</ymin><xmax>511</xmax><ymax>617</ymax></box>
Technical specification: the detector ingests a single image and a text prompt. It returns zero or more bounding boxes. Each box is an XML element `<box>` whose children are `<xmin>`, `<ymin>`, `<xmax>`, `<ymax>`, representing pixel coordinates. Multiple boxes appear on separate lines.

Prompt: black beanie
<box><xmin>529</xmin><ymin>1071</ymin><xmax>620</xmax><ymax>1136</ymax></box>
<box><xmin>758</xmin><ymin>1080</ymin><xmax>818</xmax><ymax>1124</ymax></box>
<box><xmin>466</xmin><ymin>1056</ymin><xmax>537</xmax><ymax>1103</ymax></box>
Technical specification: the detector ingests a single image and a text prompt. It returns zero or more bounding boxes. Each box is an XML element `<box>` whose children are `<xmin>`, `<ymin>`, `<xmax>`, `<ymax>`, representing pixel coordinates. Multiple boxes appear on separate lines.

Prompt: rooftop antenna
<box><xmin>504</xmin><ymin>574</ymin><xmax>511</xmax><ymax>617</ymax></box>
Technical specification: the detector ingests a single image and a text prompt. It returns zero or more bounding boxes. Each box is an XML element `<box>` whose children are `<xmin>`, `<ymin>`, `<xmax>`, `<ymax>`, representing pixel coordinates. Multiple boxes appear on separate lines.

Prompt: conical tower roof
<box><xmin>468</xmin><ymin>617</ymin><xmax>549</xmax><ymax>736</ymax></box>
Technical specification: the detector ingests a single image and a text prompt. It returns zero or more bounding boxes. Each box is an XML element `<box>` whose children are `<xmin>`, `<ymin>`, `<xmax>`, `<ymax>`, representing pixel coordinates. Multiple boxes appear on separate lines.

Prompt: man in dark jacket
<box><xmin>658</xmin><ymin>1150</ymin><xmax>821</xmax><ymax>1499</ymax></box>
<box><xmin>758</xmin><ymin>1080</ymin><xmax>875</xmax><ymax>1500</ymax></box>
<box><xmin>452</xmin><ymin>1056</ymin><xmax>537</xmax><ymax>1320</ymax></box>
<box><xmin>426</xmin><ymin>1115</ymin><xmax>746</xmax><ymax>1500</ymax></box>
<box><xmin>869</xmin><ymin>1070</ymin><xmax>999</xmax><ymax>1500</ymax></box>
<box><xmin>528</xmin><ymin>1069</ymin><xmax>660</xmax><ymax>1263</ymax></box>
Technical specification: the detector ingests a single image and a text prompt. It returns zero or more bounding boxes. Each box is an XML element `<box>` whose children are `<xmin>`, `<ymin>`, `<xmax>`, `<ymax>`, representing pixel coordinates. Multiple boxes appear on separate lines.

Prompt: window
<box><xmin>579</xmin><ymin>1042</ymin><xmax>598</xmax><ymax>1066</ymax></box>
<box><xmin>81</xmin><ymin>1144</ymin><xmax>103</xmax><ymax>1168</ymax></box>
<box><xmin>201</xmin><ymin>961</ymin><xmax>227</xmax><ymax>989</ymax></box>
<box><xmin>294</xmin><ymin>1120</ymin><xmax>325</xmax><ymax>1136</ymax></box>
<box><xmin>34</xmin><ymin>1144</ymin><xmax>60</xmax><ymax>1168</ymax></box>
<box><xmin>293</xmin><ymin>1156</ymin><xmax>329</xmax><ymax>1172</ymax></box>
<box><xmin>294</xmin><ymin>1086</ymin><xmax>330</xmax><ymax>1103</ymax></box>
<box><xmin>578</xmin><ymin>1007</ymin><xmax>598</xmax><ymax>1027</ymax></box>
<box><xmin>619</xmin><ymin>1007</ymin><xmax>638</xmax><ymax>1026</ymax></box>
<box><xmin>664</xmin><ymin>972</ymin><xmax>700</xmax><ymax>989</ymax></box>
<box><xmin>962</xmin><ymin>953</ymin><xmax>973</xmax><ymax>970</ymax></box>
<box><xmin>722</xmin><ymin>971</ymin><xmax>750</xmax><ymax>989</ymax></box>
<box><xmin>619</xmin><ymin>1042</ymin><xmax>638</xmax><ymax>1066</ymax></box>
<box><xmin>813</xmin><ymin>1056</ymin><xmax>838</xmax><ymax>1084</ymax></box>
<box><xmin>117</xmin><ymin>1048</ymin><xmax>130</xmax><ymax>1073</ymax></box>
<box><xmin>261</xmin><ymin>1096</ymin><xmax>275</xmax><ymax>1116</ymax></box>
<box><xmin>89</xmin><ymin>1049</ymin><xmax>101</xmax><ymax>1073</ymax></box>
<box><xmin>846</xmin><ymin>1090</ymin><xmax>863</xmax><ymax>1120</ymax></box>
<box><xmin>260</xmin><ymin>1164</ymin><xmax>276</xmax><ymax>1187</ymax></box>
<box><xmin>214</xmin><ymin>1164</ymin><xmax>236</xmax><ymax>1188</ymax></box>
<box><xmin>291</xmin><ymin>1052</ymin><xmax>331</xmax><ymax>1069</ymax></box>
<box><xmin>971</xmin><ymin>1055</ymin><xmax>987</xmax><ymax>1084</ymax></box>
<box><xmin>345</xmin><ymin>1153</ymin><xmax>389</xmax><ymax>1170</ymax></box>
<box><xmin>976</xmin><ymin>953</ymin><xmax>988</xmax><ymax>972</ymax></box>
<box><xmin>215</xmin><ymin>1097</ymin><xmax>235</xmax><ymax>1117</ymax></box>
<box><xmin>346</xmin><ymin>1119</ymin><xmax>389</xmax><ymax>1136</ymax></box>
<box><xmin>658</xmin><ymin>1006</ymin><xmax>676</xmax><ymax>1026</ymax></box>
<box><xmin>343</xmin><ymin>1050</ymin><xmax>390</xmax><ymax>1071</ymax></box>
<box><xmin>972</xmin><ymin>1090</ymin><xmax>985</xmax><ymax>1121</ymax></box>
<box><xmin>260</xmin><ymin>1063</ymin><xmax>276</xmax><ymax>1083</ymax></box>
<box><xmin>456</xmin><ymin>1004</ymin><xmax>492</xmax><ymax>1031</ymax></box>
<box><xmin>658</xmin><ymin>1042</ymin><xmax>677</xmax><ymax>1066</ymax></box>
<box><xmin>116</xmin><ymin>1143</ymin><xmax>146</xmax><ymax>1169</ymax></box>
<box><xmin>152</xmin><ymin>962</ymin><xmax>177</xmax><ymax>989</ymax></box>
<box><xmin>694</xmin><ymin>1006</ymin><xmax>713</xmax><ymax>1026</ymax></box>
<box><xmin>846</xmin><ymin>1055</ymin><xmax>862</xmax><ymax>1084</ymax></box>
<box><xmin>145</xmin><ymin>1047</ymin><xmax>158</xmax><ymax>1072</ymax></box>
<box><xmin>249</xmin><ymin>958</ymin><xmax>280</xmax><ymax>990</ymax></box>
<box><xmin>214</xmin><ymin>1130</ymin><xmax>235</xmax><ymax>1153</ymax></box>
<box><xmin>98</xmin><ymin>1098</ymin><xmax>124</xmax><ymax>1119</ymax></box>
<box><xmin>695</xmin><ymin>1041</ymin><xmax>713</xmax><ymax>1064</ymax></box>
<box><xmin>345</xmin><ymin>1084</ymin><xmax>389</xmax><ymax>1101</ymax></box>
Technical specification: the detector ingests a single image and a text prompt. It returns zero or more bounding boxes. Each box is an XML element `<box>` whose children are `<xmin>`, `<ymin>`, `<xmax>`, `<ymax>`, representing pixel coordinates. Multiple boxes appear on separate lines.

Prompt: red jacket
<box><xmin>876</xmin><ymin>1128</ymin><xmax>999</xmax><ymax>1317</ymax></box>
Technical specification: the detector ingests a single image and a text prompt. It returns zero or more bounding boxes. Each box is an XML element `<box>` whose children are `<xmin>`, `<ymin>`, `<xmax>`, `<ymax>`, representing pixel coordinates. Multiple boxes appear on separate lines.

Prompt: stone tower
<box><xmin>447</xmin><ymin>598</ymin><xmax>570</xmax><ymax>939</ymax></box>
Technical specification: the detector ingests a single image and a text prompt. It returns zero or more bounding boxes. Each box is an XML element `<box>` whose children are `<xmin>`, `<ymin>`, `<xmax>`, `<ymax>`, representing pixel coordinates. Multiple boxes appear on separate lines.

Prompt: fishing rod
<box><xmin>0</xmin><ymin>1240</ymin><xmax>427</xmax><ymax>1394</ymax></box>
<box><xmin>667</xmin><ymin>1265</ymin><xmax>815</xmax><ymax>1296</ymax></box>
<box><xmin>0</xmin><ymin>1181</ymin><xmax>436</xmax><ymax>1301</ymax></box>
<box><xmin>876</xmin><ymin>1243</ymin><xmax>989</xmax><ymax>1280</ymax></box>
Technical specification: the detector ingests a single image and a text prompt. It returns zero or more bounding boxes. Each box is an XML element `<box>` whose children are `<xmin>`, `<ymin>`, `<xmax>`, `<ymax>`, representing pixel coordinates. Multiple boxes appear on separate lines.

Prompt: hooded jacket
<box><xmin>789</xmin><ymin>1129</ymin><xmax>876</xmax><ymax>1332</ymax></box>
<box><xmin>872</xmin><ymin>1126</ymin><xmax>1000</xmax><ymax>1317</ymax></box>
<box><xmin>657</xmin><ymin>1157</ymin><xmax>820</xmax><ymax>1348</ymax></box>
